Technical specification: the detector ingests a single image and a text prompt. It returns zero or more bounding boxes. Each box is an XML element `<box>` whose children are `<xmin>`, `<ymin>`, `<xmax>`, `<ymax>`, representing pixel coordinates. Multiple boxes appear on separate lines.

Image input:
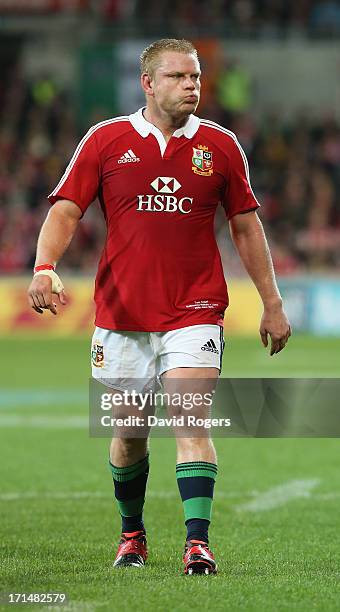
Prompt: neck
<box><xmin>143</xmin><ymin>106</ymin><xmax>190</xmax><ymax>142</ymax></box>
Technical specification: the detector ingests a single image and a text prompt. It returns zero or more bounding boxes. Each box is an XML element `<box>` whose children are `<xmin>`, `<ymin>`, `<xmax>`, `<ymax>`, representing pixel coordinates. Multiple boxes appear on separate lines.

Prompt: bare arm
<box><xmin>229</xmin><ymin>210</ymin><xmax>291</xmax><ymax>355</ymax></box>
<box><xmin>28</xmin><ymin>200</ymin><xmax>82</xmax><ymax>315</ymax></box>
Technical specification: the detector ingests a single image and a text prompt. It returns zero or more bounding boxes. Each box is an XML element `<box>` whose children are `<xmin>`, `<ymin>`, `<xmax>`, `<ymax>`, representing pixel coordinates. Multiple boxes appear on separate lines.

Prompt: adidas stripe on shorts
<box><xmin>91</xmin><ymin>324</ymin><xmax>225</xmax><ymax>392</ymax></box>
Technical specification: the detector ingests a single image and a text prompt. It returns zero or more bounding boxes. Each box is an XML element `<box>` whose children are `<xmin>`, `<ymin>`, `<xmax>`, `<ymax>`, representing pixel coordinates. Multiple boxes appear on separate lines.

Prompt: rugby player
<box><xmin>28</xmin><ymin>39</ymin><xmax>291</xmax><ymax>575</ymax></box>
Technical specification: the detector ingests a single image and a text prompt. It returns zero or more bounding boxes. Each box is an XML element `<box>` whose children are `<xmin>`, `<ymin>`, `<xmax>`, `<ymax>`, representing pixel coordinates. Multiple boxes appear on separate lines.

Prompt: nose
<box><xmin>183</xmin><ymin>76</ymin><xmax>196</xmax><ymax>90</ymax></box>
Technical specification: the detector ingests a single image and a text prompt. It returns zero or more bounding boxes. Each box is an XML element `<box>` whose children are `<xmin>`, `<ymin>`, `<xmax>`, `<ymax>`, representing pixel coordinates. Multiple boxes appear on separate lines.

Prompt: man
<box><xmin>28</xmin><ymin>39</ymin><xmax>291</xmax><ymax>575</ymax></box>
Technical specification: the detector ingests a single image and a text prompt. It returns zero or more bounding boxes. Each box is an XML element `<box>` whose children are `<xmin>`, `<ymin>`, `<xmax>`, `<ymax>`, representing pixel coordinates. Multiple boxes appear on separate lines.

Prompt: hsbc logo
<box><xmin>151</xmin><ymin>177</ymin><xmax>181</xmax><ymax>194</ymax></box>
<box><xmin>137</xmin><ymin>177</ymin><xmax>192</xmax><ymax>214</ymax></box>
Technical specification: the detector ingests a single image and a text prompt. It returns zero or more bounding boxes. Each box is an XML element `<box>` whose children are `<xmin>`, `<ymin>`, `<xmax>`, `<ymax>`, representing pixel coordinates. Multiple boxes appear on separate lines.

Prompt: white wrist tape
<box><xmin>33</xmin><ymin>269</ymin><xmax>64</xmax><ymax>294</ymax></box>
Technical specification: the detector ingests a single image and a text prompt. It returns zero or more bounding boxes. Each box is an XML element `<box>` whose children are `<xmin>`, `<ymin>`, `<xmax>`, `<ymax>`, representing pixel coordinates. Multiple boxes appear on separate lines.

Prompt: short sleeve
<box><xmin>48</xmin><ymin>128</ymin><xmax>100</xmax><ymax>214</ymax></box>
<box><xmin>222</xmin><ymin>137</ymin><xmax>260</xmax><ymax>220</ymax></box>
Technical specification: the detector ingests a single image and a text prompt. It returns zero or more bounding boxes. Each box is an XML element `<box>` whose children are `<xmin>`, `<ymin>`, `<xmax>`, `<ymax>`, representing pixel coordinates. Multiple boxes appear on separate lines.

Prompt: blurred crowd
<box><xmin>117</xmin><ymin>0</ymin><xmax>340</xmax><ymax>36</ymax></box>
<box><xmin>1</xmin><ymin>64</ymin><xmax>340</xmax><ymax>276</ymax></box>
<box><xmin>95</xmin><ymin>0</ymin><xmax>340</xmax><ymax>37</ymax></box>
<box><xmin>14</xmin><ymin>1</ymin><xmax>340</xmax><ymax>37</ymax></box>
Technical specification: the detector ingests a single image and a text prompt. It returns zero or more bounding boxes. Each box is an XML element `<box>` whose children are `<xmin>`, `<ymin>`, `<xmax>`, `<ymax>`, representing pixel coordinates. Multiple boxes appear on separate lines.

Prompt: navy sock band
<box><xmin>186</xmin><ymin>518</ymin><xmax>210</xmax><ymax>544</ymax></box>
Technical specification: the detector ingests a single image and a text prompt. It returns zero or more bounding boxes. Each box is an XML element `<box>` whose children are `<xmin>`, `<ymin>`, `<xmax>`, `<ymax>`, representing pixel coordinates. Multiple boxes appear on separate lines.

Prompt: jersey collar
<box><xmin>129</xmin><ymin>107</ymin><xmax>200</xmax><ymax>140</ymax></box>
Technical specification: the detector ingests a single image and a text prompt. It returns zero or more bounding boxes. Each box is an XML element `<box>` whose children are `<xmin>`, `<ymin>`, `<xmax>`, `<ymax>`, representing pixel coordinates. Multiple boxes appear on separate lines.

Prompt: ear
<box><xmin>141</xmin><ymin>73</ymin><xmax>154</xmax><ymax>96</ymax></box>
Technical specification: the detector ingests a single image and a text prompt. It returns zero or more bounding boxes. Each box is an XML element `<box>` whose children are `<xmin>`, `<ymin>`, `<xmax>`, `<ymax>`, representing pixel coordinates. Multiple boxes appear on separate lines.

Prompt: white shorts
<box><xmin>91</xmin><ymin>324</ymin><xmax>225</xmax><ymax>392</ymax></box>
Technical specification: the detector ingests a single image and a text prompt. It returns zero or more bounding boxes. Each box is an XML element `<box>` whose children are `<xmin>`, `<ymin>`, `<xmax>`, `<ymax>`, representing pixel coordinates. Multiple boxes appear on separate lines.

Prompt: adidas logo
<box><xmin>118</xmin><ymin>149</ymin><xmax>140</xmax><ymax>164</ymax></box>
<box><xmin>201</xmin><ymin>339</ymin><xmax>219</xmax><ymax>354</ymax></box>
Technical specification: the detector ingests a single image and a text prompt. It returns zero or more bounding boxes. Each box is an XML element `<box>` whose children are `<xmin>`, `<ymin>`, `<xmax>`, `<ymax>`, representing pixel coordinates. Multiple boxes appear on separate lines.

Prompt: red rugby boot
<box><xmin>183</xmin><ymin>539</ymin><xmax>217</xmax><ymax>575</ymax></box>
<box><xmin>113</xmin><ymin>530</ymin><xmax>148</xmax><ymax>568</ymax></box>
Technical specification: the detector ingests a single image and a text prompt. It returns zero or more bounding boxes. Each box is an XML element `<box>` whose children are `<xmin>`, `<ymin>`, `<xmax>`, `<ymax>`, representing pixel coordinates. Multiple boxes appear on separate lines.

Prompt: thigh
<box><xmin>91</xmin><ymin>327</ymin><xmax>156</xmax><ymax>392</ymax></box>
<box><xmin>157</xmin><ymin>324</ymin><xmax>225</xmax><ymax>377</ymax></box>
<box><xmin>156</xmin><ymin>325</ymin><xmax>224</xmax><ymax>437</ymax></box>
<box><xmin>161</xmin><ymin>367</ymin><xmax>218</xmax><ymax>441</ymax></box>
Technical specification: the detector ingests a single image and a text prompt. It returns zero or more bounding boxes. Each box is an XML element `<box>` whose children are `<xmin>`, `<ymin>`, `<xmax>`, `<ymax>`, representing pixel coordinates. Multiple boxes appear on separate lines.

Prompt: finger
<box><xmin>260</xmin><ymin>330</ymin><xmax>268</xmax><ymax>347</ymax></box>
<box><xmin>28</xmin><ymin>294</ymin><xmax>42</xmax><ymax>314</ymax></box>
<box><xmin>57</xmin><ymin>290</ymin><xmax>67</xmax><ymax>305</ymax></box>
<box><xmin>33</xmin><ymin>290</ymin><xmax>57</xmax><ymax>315</ymax></box>
<box><xmin>42</xmin><ymin>290</ymin><xmax>55</xmax><ymax>312</ymax></box>
<box><xmin>282</xmin><ymin>326</ymin><xmax>291</xmax><ymax>344</ymax></box>
<box><xmin>35</xmin><ymin>292</ymin><xmax>47</xmax><ymax>309</ymax></box>
<box><xmin>272</xmin><ymin>337</ymin><xmax>288</xmax><ymax>355</ymax></box>
<box><xmin>270</xmin><ymin>337</ymin><xmax>281</xmax><ymax>356</ymax></box>
<box><xmin>30</xmin><ymin>294</ymin><xmax>43</xmax><ymax>314</ymax></box>
<box><xmin>48</xmin><ymin>302</ymin><xmax>58</xmax><ymax>315</ymax></box>
<box><xmin>41</xmin><ymin>288</ymin><xmax>52</xmax><ymax>306</ymax></box>
<box><xmin>275</xmin><ymin>341</ymin><xmax>286</xmax><ymax>355</ymax></box>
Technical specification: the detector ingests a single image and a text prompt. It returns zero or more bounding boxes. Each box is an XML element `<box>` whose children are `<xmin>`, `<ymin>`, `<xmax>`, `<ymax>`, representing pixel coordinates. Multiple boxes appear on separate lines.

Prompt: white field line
<box><xmin>0</xmin><ymin>415</ymin><xmax>87</xmax><ymax>428</ymax></box>
<box><xmin>235</xmin><ymin>478</ymin><xmax>320</xmax><ymax>512</ymax></box>
<box><xmin>0</xmin><ymin>389</ymin><xmax>86</xmax><ymax>407</ymax></box>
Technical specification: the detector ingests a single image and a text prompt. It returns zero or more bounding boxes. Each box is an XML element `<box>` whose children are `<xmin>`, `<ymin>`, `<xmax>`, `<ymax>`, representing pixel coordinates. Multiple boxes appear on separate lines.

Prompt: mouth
<box><xmin>183</xmin><ymin>96</ymin><xmax>198</xmax><ymax>103</ymax></box>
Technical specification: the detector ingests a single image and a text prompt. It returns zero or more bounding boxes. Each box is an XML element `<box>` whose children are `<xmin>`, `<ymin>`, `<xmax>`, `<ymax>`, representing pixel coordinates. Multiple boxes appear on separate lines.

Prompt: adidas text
<box><xmin>118</xmin><ymin>149</ymin><xmax>140</xmax><ymax>164</ymax></box>
<box><xmin>201</xmin><ymin>339</ymin><xmax>219</xmax><ymax>354</ymax></box>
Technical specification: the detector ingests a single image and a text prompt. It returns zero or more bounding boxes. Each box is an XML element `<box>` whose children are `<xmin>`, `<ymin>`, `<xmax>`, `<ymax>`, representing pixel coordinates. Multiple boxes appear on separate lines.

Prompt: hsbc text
<box><xmin>136</xmin><ymin>195</ymin><xmax>193</xmax><ymax>214</ymax></box>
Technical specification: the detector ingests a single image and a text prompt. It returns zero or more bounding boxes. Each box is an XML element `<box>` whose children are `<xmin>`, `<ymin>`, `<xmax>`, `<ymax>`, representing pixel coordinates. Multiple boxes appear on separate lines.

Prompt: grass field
<box><xmin>1</xmin><ymin>335</ymin><xmax>340</xmax><ymax>611</ymax></box>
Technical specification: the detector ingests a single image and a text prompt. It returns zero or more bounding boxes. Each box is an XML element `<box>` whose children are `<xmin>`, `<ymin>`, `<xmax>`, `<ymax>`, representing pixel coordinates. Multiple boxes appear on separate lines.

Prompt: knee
<box><xmin>176</xmin><ymin>436</ymin><xmax>213</xmax><ymax>453</ymax></box>
<box><xmin>175</xmin><ymin>436</ymin><xmax>216</xmax><ymax>464</ymax></box>
<box><xmin>110</xmin><ymin>437</ymin><xmax>148</xmax><ymax>464</ymax></box>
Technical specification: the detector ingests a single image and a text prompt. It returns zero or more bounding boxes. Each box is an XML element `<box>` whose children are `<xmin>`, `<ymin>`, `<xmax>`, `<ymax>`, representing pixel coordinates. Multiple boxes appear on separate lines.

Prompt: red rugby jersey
<box><xmin>48</xmin><ymin>108</ymin><xmax>259</xmax><ymax>331</ymax></box>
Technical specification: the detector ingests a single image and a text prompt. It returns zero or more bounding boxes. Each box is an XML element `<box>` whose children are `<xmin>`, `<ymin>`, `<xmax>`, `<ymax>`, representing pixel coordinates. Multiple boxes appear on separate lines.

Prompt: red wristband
<box><xmin>34</xmin><ymin>264</ymin><xmax>55</xmax><ymax>273</ymax></box>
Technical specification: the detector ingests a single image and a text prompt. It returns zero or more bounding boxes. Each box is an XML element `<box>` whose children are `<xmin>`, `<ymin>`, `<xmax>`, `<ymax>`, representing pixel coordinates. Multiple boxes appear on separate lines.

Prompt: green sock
<box><xmin>109</xmin><ymin>454</ymin><xmax>149</xmax><ymax>533</ymax></box>
<box><xmin>176</xmin><ymin>461</ymin><xmax>217</xmax><ymax>543</ymax></box>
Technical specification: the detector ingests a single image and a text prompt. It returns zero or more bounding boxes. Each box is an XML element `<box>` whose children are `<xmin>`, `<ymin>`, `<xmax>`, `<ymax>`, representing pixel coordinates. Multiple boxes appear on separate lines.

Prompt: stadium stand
<box><xmin>1</xmin><ymin>59</ymin><xmax>339</xmax><ymax>275</ymax></box>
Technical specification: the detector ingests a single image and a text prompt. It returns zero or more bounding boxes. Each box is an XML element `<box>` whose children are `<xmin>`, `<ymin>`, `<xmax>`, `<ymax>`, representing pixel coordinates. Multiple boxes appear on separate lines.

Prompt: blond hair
<box><xmin>140</xmin><ymin>38</ymin><xmax>198</xmax><ymax>77</ymax></box>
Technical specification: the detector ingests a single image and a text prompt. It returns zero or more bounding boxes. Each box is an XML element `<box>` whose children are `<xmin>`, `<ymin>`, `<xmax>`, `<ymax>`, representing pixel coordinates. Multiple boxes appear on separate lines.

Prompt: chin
<box><xmin>180</xmin><ymin>102</ymin><xmax>198</xmax><ymax>113</ymax></box>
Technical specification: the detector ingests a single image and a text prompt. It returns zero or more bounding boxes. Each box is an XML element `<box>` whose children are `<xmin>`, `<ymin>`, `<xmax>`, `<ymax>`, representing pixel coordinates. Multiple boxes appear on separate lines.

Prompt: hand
<box><xmin>260</xmin><ymin>303</ymin><xmax>291</xmax><ymax>356</ymax></box>
<box><xmin>28</xmin><ymin>274</ymin><xmax>67</xmax><ymax>315</ymax></box>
